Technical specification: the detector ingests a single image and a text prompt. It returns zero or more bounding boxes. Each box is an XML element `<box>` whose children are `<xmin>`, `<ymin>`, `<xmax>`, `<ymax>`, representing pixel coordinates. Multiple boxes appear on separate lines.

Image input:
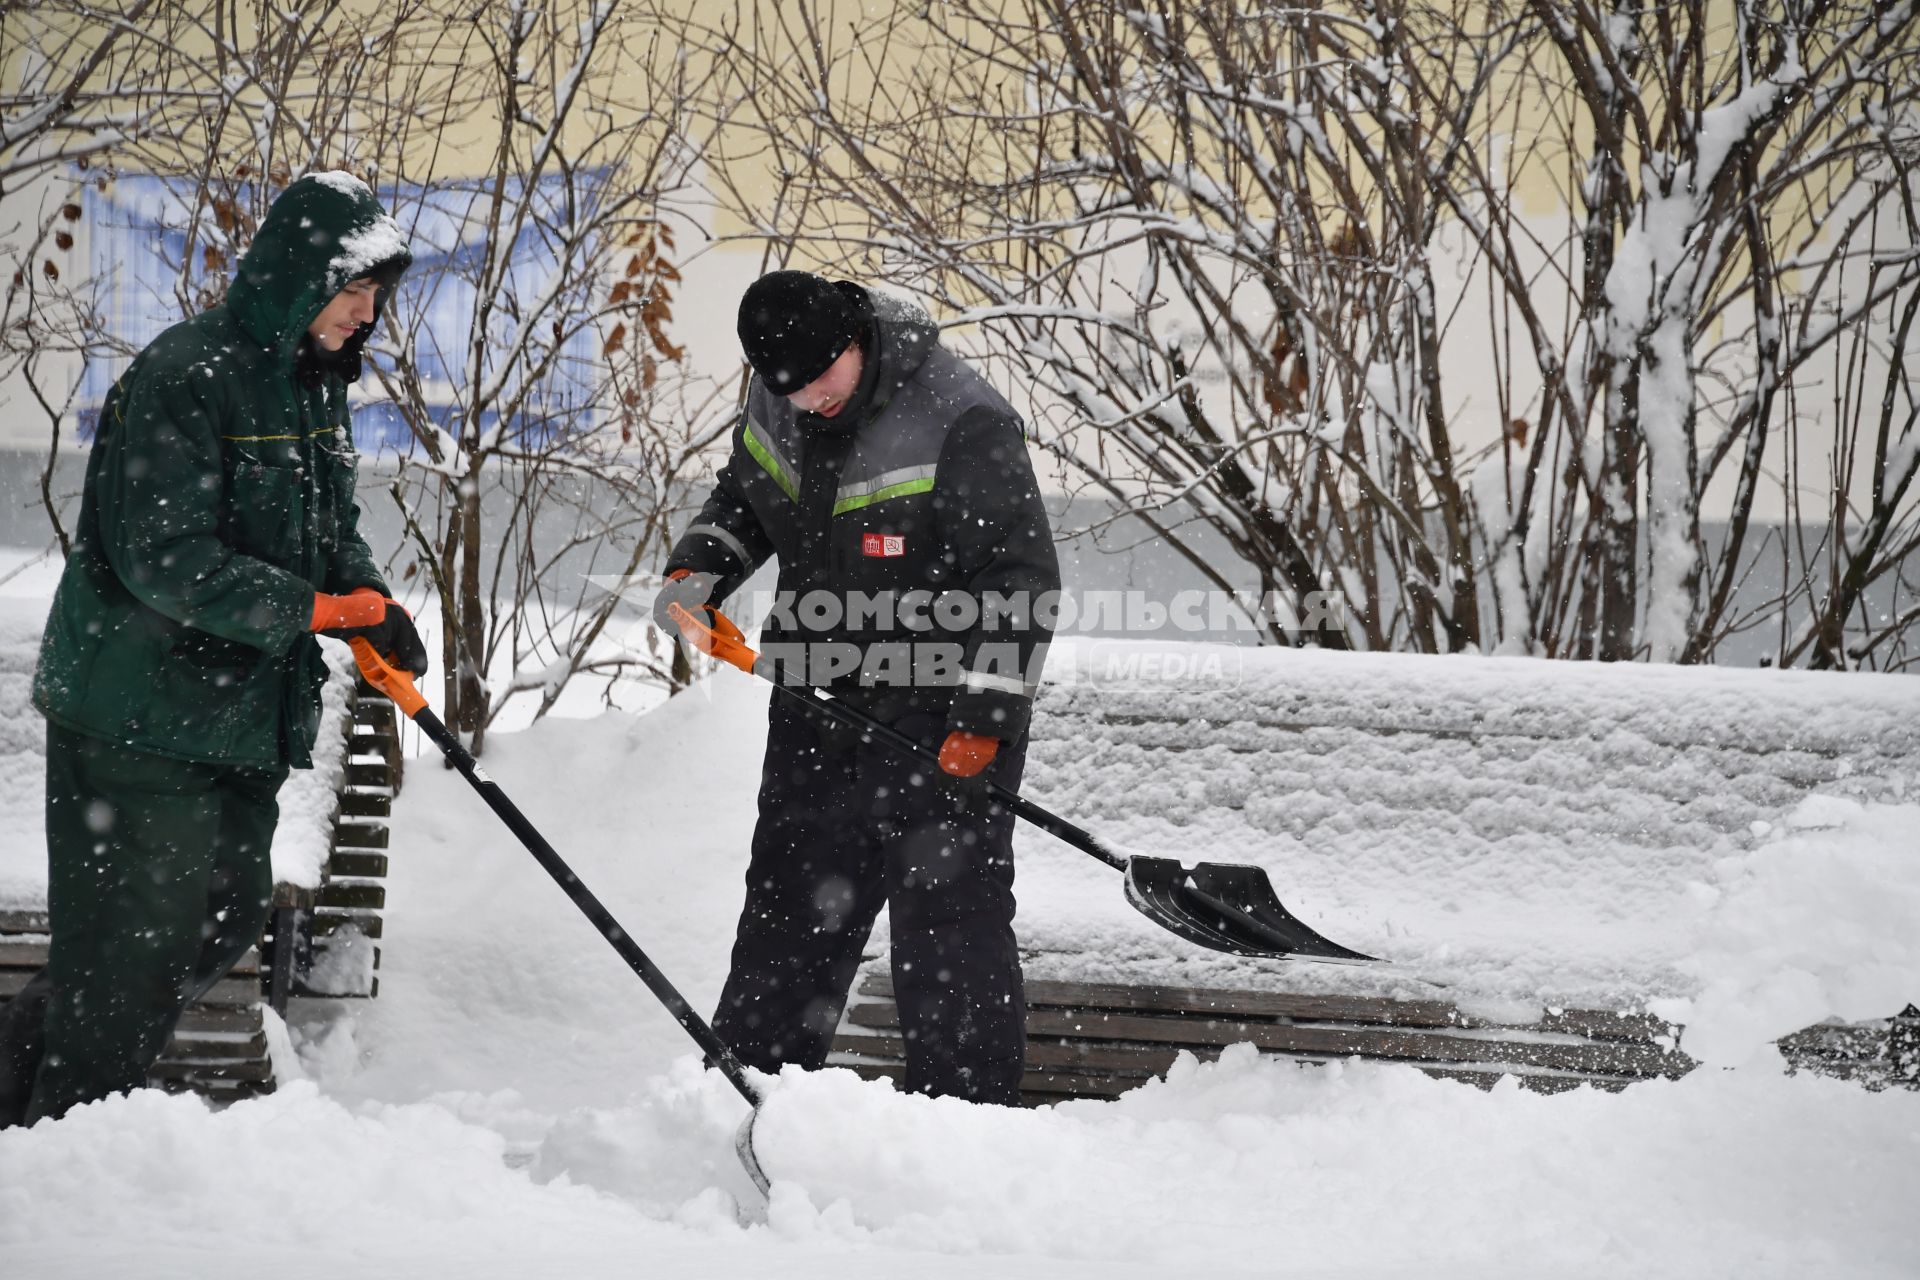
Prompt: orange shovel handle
<box><xmin>668</xmin><ymin>603</ymin><xmax>759</xmax><ymax>674</ymax></box>
<box><xmin>348</xmin><ymin>637</ymin><xmax>429</xmax><ymax>718</ymax></box>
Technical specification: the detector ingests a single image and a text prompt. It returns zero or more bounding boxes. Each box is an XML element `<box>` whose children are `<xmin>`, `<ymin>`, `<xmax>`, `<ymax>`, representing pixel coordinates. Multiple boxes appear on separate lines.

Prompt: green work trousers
<box><xmin>0</xmin><ymin>721</ymin><xmax>286</xmax><ymax>1126</ymax></box>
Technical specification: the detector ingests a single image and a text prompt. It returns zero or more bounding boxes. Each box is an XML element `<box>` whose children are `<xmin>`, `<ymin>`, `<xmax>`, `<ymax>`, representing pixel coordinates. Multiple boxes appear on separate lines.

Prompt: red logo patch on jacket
<box><xmin>862</xmin><ymin>532</ymin><xmax>906</xmax><ymax>558</ymax></box>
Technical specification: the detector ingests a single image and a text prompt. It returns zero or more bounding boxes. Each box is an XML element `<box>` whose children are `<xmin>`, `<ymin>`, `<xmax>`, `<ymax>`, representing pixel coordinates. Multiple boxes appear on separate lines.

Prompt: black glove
<box><xmin>314</xmin><ymin>591</ymin><xmax>431</xmax><ymax>677</ymax></box>
<box><xmin>653</xmin><ymin>569</ymin><xmax>720</xmax><ymax>640</ymax></box>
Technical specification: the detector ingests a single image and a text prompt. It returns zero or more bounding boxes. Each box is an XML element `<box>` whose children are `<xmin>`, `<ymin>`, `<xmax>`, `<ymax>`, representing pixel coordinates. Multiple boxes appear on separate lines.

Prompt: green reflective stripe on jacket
<box><xmin>832</xmin><ymin>464</ymin><xmax>938</xmax><ymax>516</ymax></box>
<box><xmin>743</xmin><ymin>413</ymin><xmax>799</xmax><ymax>501</ymax></box>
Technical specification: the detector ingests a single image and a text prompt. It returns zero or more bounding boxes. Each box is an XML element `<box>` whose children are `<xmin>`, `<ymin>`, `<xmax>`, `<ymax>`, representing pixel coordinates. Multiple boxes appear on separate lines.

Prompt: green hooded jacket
<box><xmin>33</xmin><ymin>172</ymin><xmax>412</xmax><ymax>769</ymax></box>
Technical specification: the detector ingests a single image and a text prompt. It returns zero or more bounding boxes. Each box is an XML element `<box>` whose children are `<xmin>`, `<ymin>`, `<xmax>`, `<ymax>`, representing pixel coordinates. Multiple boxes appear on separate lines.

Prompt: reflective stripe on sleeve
<box><xmin>964</xmin><ymin>669</ymin><xmax>1035</xmax><ymax>699</ymax></box>
<box><xmin>685</xmin><ymin>522</ymin><xmax>754</xmax><ymax>569</ymax></box>
<box><xmin>743</xmin><ymin>413</ymin><xmax>800</xmax><ymax>501</ymax></box>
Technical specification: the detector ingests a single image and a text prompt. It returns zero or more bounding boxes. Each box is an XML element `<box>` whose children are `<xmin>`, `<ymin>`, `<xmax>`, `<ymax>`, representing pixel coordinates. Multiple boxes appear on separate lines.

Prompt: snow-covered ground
<box><xmin>2</xmin><ymin>548</ymin><xmax>1918</xmax><ymax>1278</ymax></box>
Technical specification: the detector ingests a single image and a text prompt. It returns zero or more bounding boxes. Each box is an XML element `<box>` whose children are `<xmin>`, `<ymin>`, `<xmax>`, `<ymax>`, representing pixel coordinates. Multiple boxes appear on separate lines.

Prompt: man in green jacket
<box><xmin>0</xmin><ymin>172</ymin><xmax>427</xmax><ymax>1127</ymax></box>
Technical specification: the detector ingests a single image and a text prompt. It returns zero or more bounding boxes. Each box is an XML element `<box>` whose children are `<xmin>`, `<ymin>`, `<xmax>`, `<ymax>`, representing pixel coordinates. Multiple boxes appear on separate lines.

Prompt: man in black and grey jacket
<box><xmin>656</xmin><ymin>270</ymin><xmax>1058</xmax><ymax>1105</ymax></box>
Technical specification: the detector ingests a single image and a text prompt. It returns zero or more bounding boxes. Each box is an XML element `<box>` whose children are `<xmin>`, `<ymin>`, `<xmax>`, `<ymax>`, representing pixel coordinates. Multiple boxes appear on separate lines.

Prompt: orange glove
<box><xmin>654</xmin><ymin>567</ymin><xmax>720</xmax><ymax>639</ymax></box>
<box><xmin>937</xmin><ymin>730</ymin><xmax>1000</xmax><ymax>778</ymax></box>
<box><xmin>310</xmin><ymin>586</ymin><xmax>386</xmax><ymax>632</ymax></box>
<box><xmin>311</xmin><ymin>587</ymin><xmax>430</xmax><ymax>677</ymax></box>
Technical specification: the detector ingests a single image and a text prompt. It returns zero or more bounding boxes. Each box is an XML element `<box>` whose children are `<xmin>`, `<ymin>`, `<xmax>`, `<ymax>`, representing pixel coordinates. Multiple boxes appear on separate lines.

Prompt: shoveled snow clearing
<box><xmin>1</xmin><ymin>566</ymin><xmax>1916</xmax><ymax>1276</ymax></box>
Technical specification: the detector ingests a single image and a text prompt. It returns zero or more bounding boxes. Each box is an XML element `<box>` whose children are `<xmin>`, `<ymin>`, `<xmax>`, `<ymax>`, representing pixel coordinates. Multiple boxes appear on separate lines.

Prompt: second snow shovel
<box><xmin>670</xmin><ymin>607</ymin><xmax>1375</xmax><ymax>965</ymax></box>
<box><xmin>348</xmin><ymin>639</ymin><xmax>773</xmax><ymax>1197</ymax></box>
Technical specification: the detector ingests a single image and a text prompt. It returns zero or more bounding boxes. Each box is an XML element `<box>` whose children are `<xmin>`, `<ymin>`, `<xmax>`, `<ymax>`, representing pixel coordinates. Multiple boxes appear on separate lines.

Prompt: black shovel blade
<box><xmin>1123</xmin><ymin>856</ymin><xmax>1376</xmax><ymax>962</ymax></box>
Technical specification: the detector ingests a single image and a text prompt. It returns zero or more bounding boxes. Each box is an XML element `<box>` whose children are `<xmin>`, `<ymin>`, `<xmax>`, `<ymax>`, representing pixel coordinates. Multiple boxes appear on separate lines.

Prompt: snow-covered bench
<box><xmin>0</xmin><ymin>597</ymin><xmax>400</xmax><ymax>1100</ymax></box>
<box><xmin>274</xmin><ymin>663</ymin><xmax>404</xmax><ymax>1002</ymax></box>
<box><xmin>831</xmin><ymin>643</ymin><xmax>1920</xmax><ymax>1099</ymax></box>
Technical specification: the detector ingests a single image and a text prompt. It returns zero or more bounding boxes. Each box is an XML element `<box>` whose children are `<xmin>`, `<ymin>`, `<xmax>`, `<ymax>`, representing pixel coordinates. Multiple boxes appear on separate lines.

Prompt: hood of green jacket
<box><xmin>227</xmin><ymin>171</ymin><xmax>412</xmax><ymax>376</ymax></box>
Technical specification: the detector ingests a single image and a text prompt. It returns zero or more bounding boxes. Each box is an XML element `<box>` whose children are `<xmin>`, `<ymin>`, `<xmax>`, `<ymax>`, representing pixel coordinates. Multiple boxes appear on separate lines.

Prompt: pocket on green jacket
<box><xmin>140</xmin><ymin>628</ymin><xmax>271</xmax><ymax>760</ymax></box>
<box><xmin>228</xmin><ymin>462</ymin><xmax>306</xmax><ymax>567</ymax></box>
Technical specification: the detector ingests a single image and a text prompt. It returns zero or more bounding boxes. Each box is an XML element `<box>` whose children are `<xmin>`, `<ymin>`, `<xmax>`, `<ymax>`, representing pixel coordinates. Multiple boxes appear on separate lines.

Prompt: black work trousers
<box><xmin>712</xmin><ymin>694</ymin><xmax>1027</xmax><ymax>1104</ymax></box>
<box><xmin>0</xmin><ymin>722</ymin><xmax>284</xmax><ymax>1128</ymax></box>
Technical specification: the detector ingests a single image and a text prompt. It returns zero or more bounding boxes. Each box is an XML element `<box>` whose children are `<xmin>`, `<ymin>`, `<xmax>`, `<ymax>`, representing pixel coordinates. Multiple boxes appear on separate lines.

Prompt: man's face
<box><xmin>786</xmin><ymin>341</ymin><xmax>863</xmax><ymax>418</ymax></box>
<box><xmin>307</xmin><ymin>277</ymin><xmax>380</xmax><ymax>352</ymax></box>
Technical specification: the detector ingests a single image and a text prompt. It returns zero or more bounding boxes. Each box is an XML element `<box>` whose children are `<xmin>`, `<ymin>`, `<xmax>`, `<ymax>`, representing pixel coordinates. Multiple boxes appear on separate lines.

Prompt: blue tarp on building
<box><xmin>79</xmin><ymin>172</ymin><xmax>600</xmax><ymax>453</ymax></box>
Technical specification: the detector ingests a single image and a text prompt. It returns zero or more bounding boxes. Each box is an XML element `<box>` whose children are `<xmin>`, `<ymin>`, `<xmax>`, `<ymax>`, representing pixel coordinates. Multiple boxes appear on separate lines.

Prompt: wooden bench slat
<box><xmin>0</xmin><ymin>939</ymin><xmax>46</xmax><ymax>969</ymax></box>
<box><xmin>0</xmin><ymin>998</ymin><xmax>265</xmax><ymax>1053</ymax></box>
<box><xmin>830</xmin><ymin>1028</ymin><xmax>1652</xmax><ymax>1095</ymax></box>
<box><xmin>1</xmin><ymin>970</ymin><xmax>258</xmax><ymax>1005</ymax></box>
<box><xmin>327</xmin><ymin>850</ymin><xmax>390</xmax><ymax>879</ymax></box>
<box><xmin>148</xmin><ymin>1057</ymin><xmax>274</xmax><ymax>1084</ymax></box>
<box><xmin>859</xmin><ymin>972</ymin><xmax>1676</xmax><ymax>1045</ymax></box>
<box><xmin>843</xmin><ymin>1001</ymin><xmax>1689</xmax><ymax>1079</ymax></box>
<box><xmin>167</xmin><ymin>1030</ymin><xmax>269</xmax><ymax>1059</ymax></box>
<box><xmin>175</xmin><ymin>1006</ymin><xmax>262</xmax><ymax>1036</ymax></box>
<box><xmin>312</xmin><ymin>910</ymin><xmax>383</xmax><ymax>940</ymax></box>
<box><xmin>188</xmin><ymin>975</ymin><xmax>260</xmax><ymax>1007</ymax></box>
<box><xmin>338</xmin><ymin>791</ymin><xmax>393</xmax><ymax>819</ymax></box>
<box><xmin>830</xmin><ymin>1045</ymin><xmax>1643</xmax><ymax>1103</ymax></box>
<box><xmin>0</xmin><ymin>941</ymin><xmax>260</xmax><ymax>977</ymax></box>
<box><xmin>835</xmin><ymin>1030</ymin><xmax>1163</xmax><ymax>1079</ymax></box>
<box><xmin>0</xmin><ymin>910</ymin><xmax>50</xmax><ymax>934</ymax></box>
<box><xmin>316</xmin><ymin>881</ymin><xmax>386</xmax><ymax>911</ymax></box>
<box><xmin>333</xmin><ymin>823</ymin><xmax>390</xmax><ymax>849</ymax></box>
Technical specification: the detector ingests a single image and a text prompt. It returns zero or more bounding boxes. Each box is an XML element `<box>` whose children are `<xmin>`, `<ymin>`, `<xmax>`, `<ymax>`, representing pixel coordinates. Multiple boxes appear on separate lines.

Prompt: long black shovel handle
<box><xmin>767</xmin><ymin>684</ymin><xmax>1345</xmax><ymax>954</ymax></box>
<box><xmin>349</xmin><ymin>639</ymin><xmax>763</xmax><ymax>1109</ymax></box>
<box><xmin>793</xmin><ymin>682</ymin><xmax>1128</xmax><ymax>873</ymax></box>
<box><xmin>669</xmin><ymin>607</ymin><xmax>1375</xmax><ymax>963</ymax></box>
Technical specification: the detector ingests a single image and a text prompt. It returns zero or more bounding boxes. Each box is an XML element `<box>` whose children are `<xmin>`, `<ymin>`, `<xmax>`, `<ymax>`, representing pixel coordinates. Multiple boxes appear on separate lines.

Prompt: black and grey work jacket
<box><xmin>665</xmin><ymin>287</ymin><xmax>1060</xmax><ymax>740</ymax></box>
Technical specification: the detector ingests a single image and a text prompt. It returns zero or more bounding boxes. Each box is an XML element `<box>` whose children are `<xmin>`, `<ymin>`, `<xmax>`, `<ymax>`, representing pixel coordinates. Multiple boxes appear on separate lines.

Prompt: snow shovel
<box><xmin>347</xmin><ymin>639</ymin><xmax>773</xmax><ymax>1197</ymax></box>
<box><xmin>669</xmin><ymin>607</ymin><xmax>1375</xmax><ymax>965</ymax></box>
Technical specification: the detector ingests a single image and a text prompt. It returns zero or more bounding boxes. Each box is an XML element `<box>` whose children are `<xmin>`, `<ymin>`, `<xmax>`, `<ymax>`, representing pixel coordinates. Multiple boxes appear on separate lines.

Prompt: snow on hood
<box><xmin>226</xmin><ymin>170</ymin><xmax>412</xmax><ymax>367</ymax></box>
<box><xmin>331</xmin><ymin>213</ymin><xmax>409</xmax><ymax>288</ymax></box>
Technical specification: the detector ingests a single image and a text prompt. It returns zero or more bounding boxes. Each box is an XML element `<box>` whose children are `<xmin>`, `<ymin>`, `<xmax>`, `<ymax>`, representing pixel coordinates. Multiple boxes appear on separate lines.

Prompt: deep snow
<box><xmin>2</xmin><ymin>550</ymin><xmax>1918</xmax><ymax>1277</ymax></box>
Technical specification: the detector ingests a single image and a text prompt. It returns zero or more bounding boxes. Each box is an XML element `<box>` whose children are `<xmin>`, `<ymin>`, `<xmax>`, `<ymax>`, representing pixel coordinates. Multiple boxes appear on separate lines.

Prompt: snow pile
<box><xmin>0</xmin><ymin>1082</ymin><xmax>675</xmax><ymax>1275</ymax></box>
<box><xmin>1015</xmin><ymin>640</ymin><xmax>1920</xmax><ymax>1009</ymax></box>
<box><xmin>269</xmin><ymin>641</ymin><xmax>359</xmax><ymax>889</ymax></box>
<box><xmin>4</xmin><ymin>1048</ymin><xmax>1916</xmax><ymax>1278</ymax></box>
<box><xmin>0</xmin><ymin>593</ymin><xmax>46</xmax><ymax>907</ymax></box>
<box><xmin>4</xmin><ymin>572</ymin><xmax>1918</xmax><ymax>1276</ymax></box>
<box><xmin>1658</xmin><ymin>794</ymin><xmax>1920</xmax><ymax>1065</ymax></box>
<box><xmin>742</xmin><ymin>1053</ymin><xmax>1920</xmax><ymax>1275</ymax></box>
